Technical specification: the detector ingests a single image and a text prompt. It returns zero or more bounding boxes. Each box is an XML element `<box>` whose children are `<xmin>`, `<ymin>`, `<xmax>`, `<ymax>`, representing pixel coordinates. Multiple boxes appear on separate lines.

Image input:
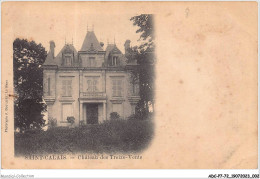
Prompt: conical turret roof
<box><xmin>80</xmin><ymin>31</ymin><xmax>103</xmax><ymax>51</ymax></box>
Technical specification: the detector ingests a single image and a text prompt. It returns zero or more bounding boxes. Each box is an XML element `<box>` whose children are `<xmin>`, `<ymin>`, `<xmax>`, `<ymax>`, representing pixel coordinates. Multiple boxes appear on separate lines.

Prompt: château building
<box><xmin>42</xmin><ymin>30</ymin><xmax>140</xmax><ymax>126</ymax></box>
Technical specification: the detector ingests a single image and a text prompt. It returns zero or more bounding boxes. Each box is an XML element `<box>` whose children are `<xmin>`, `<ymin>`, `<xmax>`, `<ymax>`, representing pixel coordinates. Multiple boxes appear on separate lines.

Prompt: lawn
<box><xmin>15</xmin><ymin>119</ymin><xmax>154</xmax><ymax>156</ymax></box>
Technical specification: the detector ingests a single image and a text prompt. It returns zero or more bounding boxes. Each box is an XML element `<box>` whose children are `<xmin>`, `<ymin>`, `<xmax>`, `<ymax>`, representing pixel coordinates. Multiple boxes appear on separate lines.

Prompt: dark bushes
<box><xmin>109</xmin><ymin>112</ymin><xmax>120</xmax><ymax>120</ymax></box>
<box><xmin>15</xmin><ymin>118</ymin><xmax>154</xmax><ymax>156</ymax></box>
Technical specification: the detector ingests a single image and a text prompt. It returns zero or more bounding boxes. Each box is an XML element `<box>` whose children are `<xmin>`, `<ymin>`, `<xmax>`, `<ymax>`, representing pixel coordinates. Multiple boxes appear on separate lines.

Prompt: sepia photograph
<box><xmin>13</xmin><ymin>14</ymin><xmax>155</xmax><ymax>156</ymax></box>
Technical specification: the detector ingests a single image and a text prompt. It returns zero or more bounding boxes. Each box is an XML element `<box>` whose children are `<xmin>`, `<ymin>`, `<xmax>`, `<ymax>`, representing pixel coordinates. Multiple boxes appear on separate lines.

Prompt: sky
<box><xmin>13</xmin><ymin>12</ymin><xmax>141</xmax><ymax>55</ymax></box>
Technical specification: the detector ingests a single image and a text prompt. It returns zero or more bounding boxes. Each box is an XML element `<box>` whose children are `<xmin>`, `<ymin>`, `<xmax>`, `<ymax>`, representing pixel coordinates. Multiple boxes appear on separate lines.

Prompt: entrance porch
<box><xmin>79</xmin><ymin>100</ymin><xmax>107</xmax><ymax>125</ymax></box>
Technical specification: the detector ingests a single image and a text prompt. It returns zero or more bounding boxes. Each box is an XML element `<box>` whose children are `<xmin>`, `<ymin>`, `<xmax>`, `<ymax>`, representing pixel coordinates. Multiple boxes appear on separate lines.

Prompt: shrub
<box><xmin>24</xmin><ymin>128</ymin><xmax>43</xmax><ymax>134</ymax></box>
<box><xmin>79</xmin><ymin>120</ymin><xmax>85</xmax><ymax>127</ymax></box>
<box><xmin>48</xmin><ymin>117</ymin><xmax>57</xmax><ymax>128</ymax></box>
<box><xmin>128</xmin><ymin>111</ymin><xmax>154</xmax><ymax>121</ymax></box>
<box><xmin>127</xmin><ymin>114</ymin><xmax>138</xmax><ymax>121</ymax></box>
<box><xmin>67</xmin><ymin>116</ymin><xmax>75</xmax><ymax>125</ymax></box>
<box><xmin>110</xmin><ymin>112</ymin><xmax>120</xmax><ymax>120</ymax></box>
<box><xmin>15</xmin><ymin>118</ymin><xmax>154</xmax><ymax>155</ymax></box>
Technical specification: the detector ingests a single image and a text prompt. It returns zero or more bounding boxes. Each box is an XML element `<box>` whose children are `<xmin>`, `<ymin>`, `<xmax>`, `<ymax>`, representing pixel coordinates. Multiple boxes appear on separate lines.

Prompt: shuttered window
<box><xmin>62</xmin><ymin>80</ymin><xmax>72</xmax><ymax>96</ymax></box>
<box><xmin>112</xmin><ymin>79</ymin><xmax>124</xmax><ymax>97</ymax></box>
<box><xmin>87</xmin><ymin>78</ymin><xmax>98</xmax><ymax>92</ymax></box>
<box><xmin>47</xmin><ymin>78</ymin><xmax>51</xmax><ymax>96</ymax></box>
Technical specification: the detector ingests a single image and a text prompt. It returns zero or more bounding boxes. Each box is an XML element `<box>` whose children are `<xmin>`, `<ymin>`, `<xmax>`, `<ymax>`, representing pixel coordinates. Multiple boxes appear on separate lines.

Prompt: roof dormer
<box><xmin>105</xmin><ymin>44</ymin><xmax>127</xmax><ymax>67</ymax></box>
<box><xmin>61</xmin><ymin>44</ymin><xmax>76</xmax><ymax>67</ymax></box>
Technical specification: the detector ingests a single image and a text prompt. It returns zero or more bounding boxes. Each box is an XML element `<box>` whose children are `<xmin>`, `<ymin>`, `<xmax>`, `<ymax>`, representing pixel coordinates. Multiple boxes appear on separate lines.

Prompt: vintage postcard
<box><xmin>1</xmin><ymin>1</ymin><xmax>258</xmax><ymax>169</ymax></box>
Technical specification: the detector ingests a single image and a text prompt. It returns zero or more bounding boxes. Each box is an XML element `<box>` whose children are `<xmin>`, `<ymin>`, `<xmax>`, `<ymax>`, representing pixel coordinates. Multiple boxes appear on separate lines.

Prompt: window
<box><xmin>131</xmin><ymin>76</ymin><xmax>139</xmax><ymax>96</ymax></box>
<box><xmin>88</xmin><ymin>57</ymin><xmax>96</xmax><ymax>67</ymax></box>
<box><xmin>132</xmin><ymin>82</ymin><xmax>139</xmax><ymax>96</ymax></box>
<box><xmin>47</xmin><ymin>78</ymin><xmax>51</xmax><ymax>96</ymax></box>
<box><xmin>111</xmin><ymin>56</ymin><xmax>119</xmax><ymax>66</ymax></box>
<box><xmin>112</xmin><ymin>79</ymin><xmax>123</xmax><ymax>97</ymax></box>
<box><xmin>87</xmin><ymin>78</ymin><xmax>98</xmax><ymax>92</ymax></box>
<box><xmin>64</xmin><ymin>55</ymin><xmax>72</xmax><ymax>66</ymax></box>
<box><xmin>62</xmin><ymin>79</ymin><xmax>72</xmax><ymax>96</ymax></box>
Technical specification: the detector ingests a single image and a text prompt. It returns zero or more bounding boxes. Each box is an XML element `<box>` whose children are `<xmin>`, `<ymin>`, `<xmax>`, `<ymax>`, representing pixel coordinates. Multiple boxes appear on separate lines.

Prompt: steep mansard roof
<box><xmin>105</xmin><ymin>44</ymin><xmax>127</xmax><ymax>66</ymax></box>
<box><xmin>80</xmin><ymin>31</ymin><xmax>103</xmax><ymax>52</ymax></box>
<box><xmin>43</xmin><ymin>44</ymin><xmax>78</xmax><ymax>66</ymax></box>
<box><xmin>105</xmin><ymin>44</ymin><xmax>122</xmax><ymax>58</ymax></box>
<box><xmin>44</xmin><ymin>50</ymin><xmax>56</xmax><ymax>66</ymax></box>
<box><xmin>105</xmin><ymin>44</ymin><xmax>120</xmax><ymax>60</ymax></box>
<box><xmin>44</xmin><ymin>31</ymin><xmax>131</xmax><ymax>67</ymax></box>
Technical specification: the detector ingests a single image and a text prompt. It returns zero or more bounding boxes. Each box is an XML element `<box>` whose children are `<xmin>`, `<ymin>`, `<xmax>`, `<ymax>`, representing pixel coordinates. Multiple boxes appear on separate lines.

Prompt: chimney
<box><xmin>124</xmin><ymin>40</ymin><xmax>131</xmax><ymax>54</ymax></box>
<box><xmin>49</xmin><ymin>41</ymin><xmax>55</xmax><ymax>58</ymax></box>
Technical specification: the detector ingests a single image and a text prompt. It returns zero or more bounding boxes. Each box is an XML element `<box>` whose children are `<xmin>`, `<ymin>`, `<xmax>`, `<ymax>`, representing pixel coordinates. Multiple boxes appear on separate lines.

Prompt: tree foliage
<box><xmin>130</xmin><ymin>14</ymin><xmax>154</xmax><ymax>51</ymax></box>
<box><xmin>13</xmin><ymin>38</ymin><xmax>47</xmax><ymax>131</ymax></box>
<box><xmin>129</xmin><ymin>14</ymin><xmax>155</xmax><ymax>116</ymax></box>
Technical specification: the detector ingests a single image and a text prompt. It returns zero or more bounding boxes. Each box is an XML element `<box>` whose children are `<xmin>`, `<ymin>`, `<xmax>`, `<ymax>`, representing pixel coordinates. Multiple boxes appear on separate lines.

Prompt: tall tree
<box><xmin>130</xmin><ymin>14</ymin><xmax>154</xmax><ymax>51</ymax></box>
<box><xmin>129</xmin><ymin>14</ymin><xmax>155</xmax><ymax>115</ymax></box>
<box><xmin>13</xmin><ymin>38</ymin><xmax>47</xmax><ymax>131</ymax></box>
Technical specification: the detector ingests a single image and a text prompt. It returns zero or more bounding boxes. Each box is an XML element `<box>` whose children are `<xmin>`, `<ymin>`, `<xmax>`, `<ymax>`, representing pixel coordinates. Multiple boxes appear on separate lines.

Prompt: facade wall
<box><xmin>82</xmin><ymin>71</ymin><xmax>103</xmax><ymax>92</ymax></box>
<box><xmin>44</xmin><ymin>70</ymin><xmax>80</xmax><ymax>127</ymax></box>
<box><xmin>98</xmin><ymin>104</ymin><xmax>104</xmax><ymax>123</ymax></box>
<box><xmin>44</xmin><ymin>68</ymin><xmax>138</xmax><ymax>127</ymax></box>
<box><xmin>43</xmin><ymin>69</ymin><xmax>56</xmax><ymax>118</ymax></box>
<box><xmin>43</xmin><ymin>70</ymin><xmax>56</xmax><ymax>97</ymax></box>
<box><xmin>43</xmin><ymin>31</ymin><xmax>141</xmax><ymax>127</ymax></box>
<box><xmin>57</xmin><ymin>70</ymin><xmax>80</xmax><ymax>126</ymax></box>
<box><xmin>80</xmin><ymin>53</ymin><xmax>105</xmax><ymax>67</ymax></box>
<box><xmin>105</xmin><ymin>71</ymin><xmax>132</xmax><ymax>119</ymax></box>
